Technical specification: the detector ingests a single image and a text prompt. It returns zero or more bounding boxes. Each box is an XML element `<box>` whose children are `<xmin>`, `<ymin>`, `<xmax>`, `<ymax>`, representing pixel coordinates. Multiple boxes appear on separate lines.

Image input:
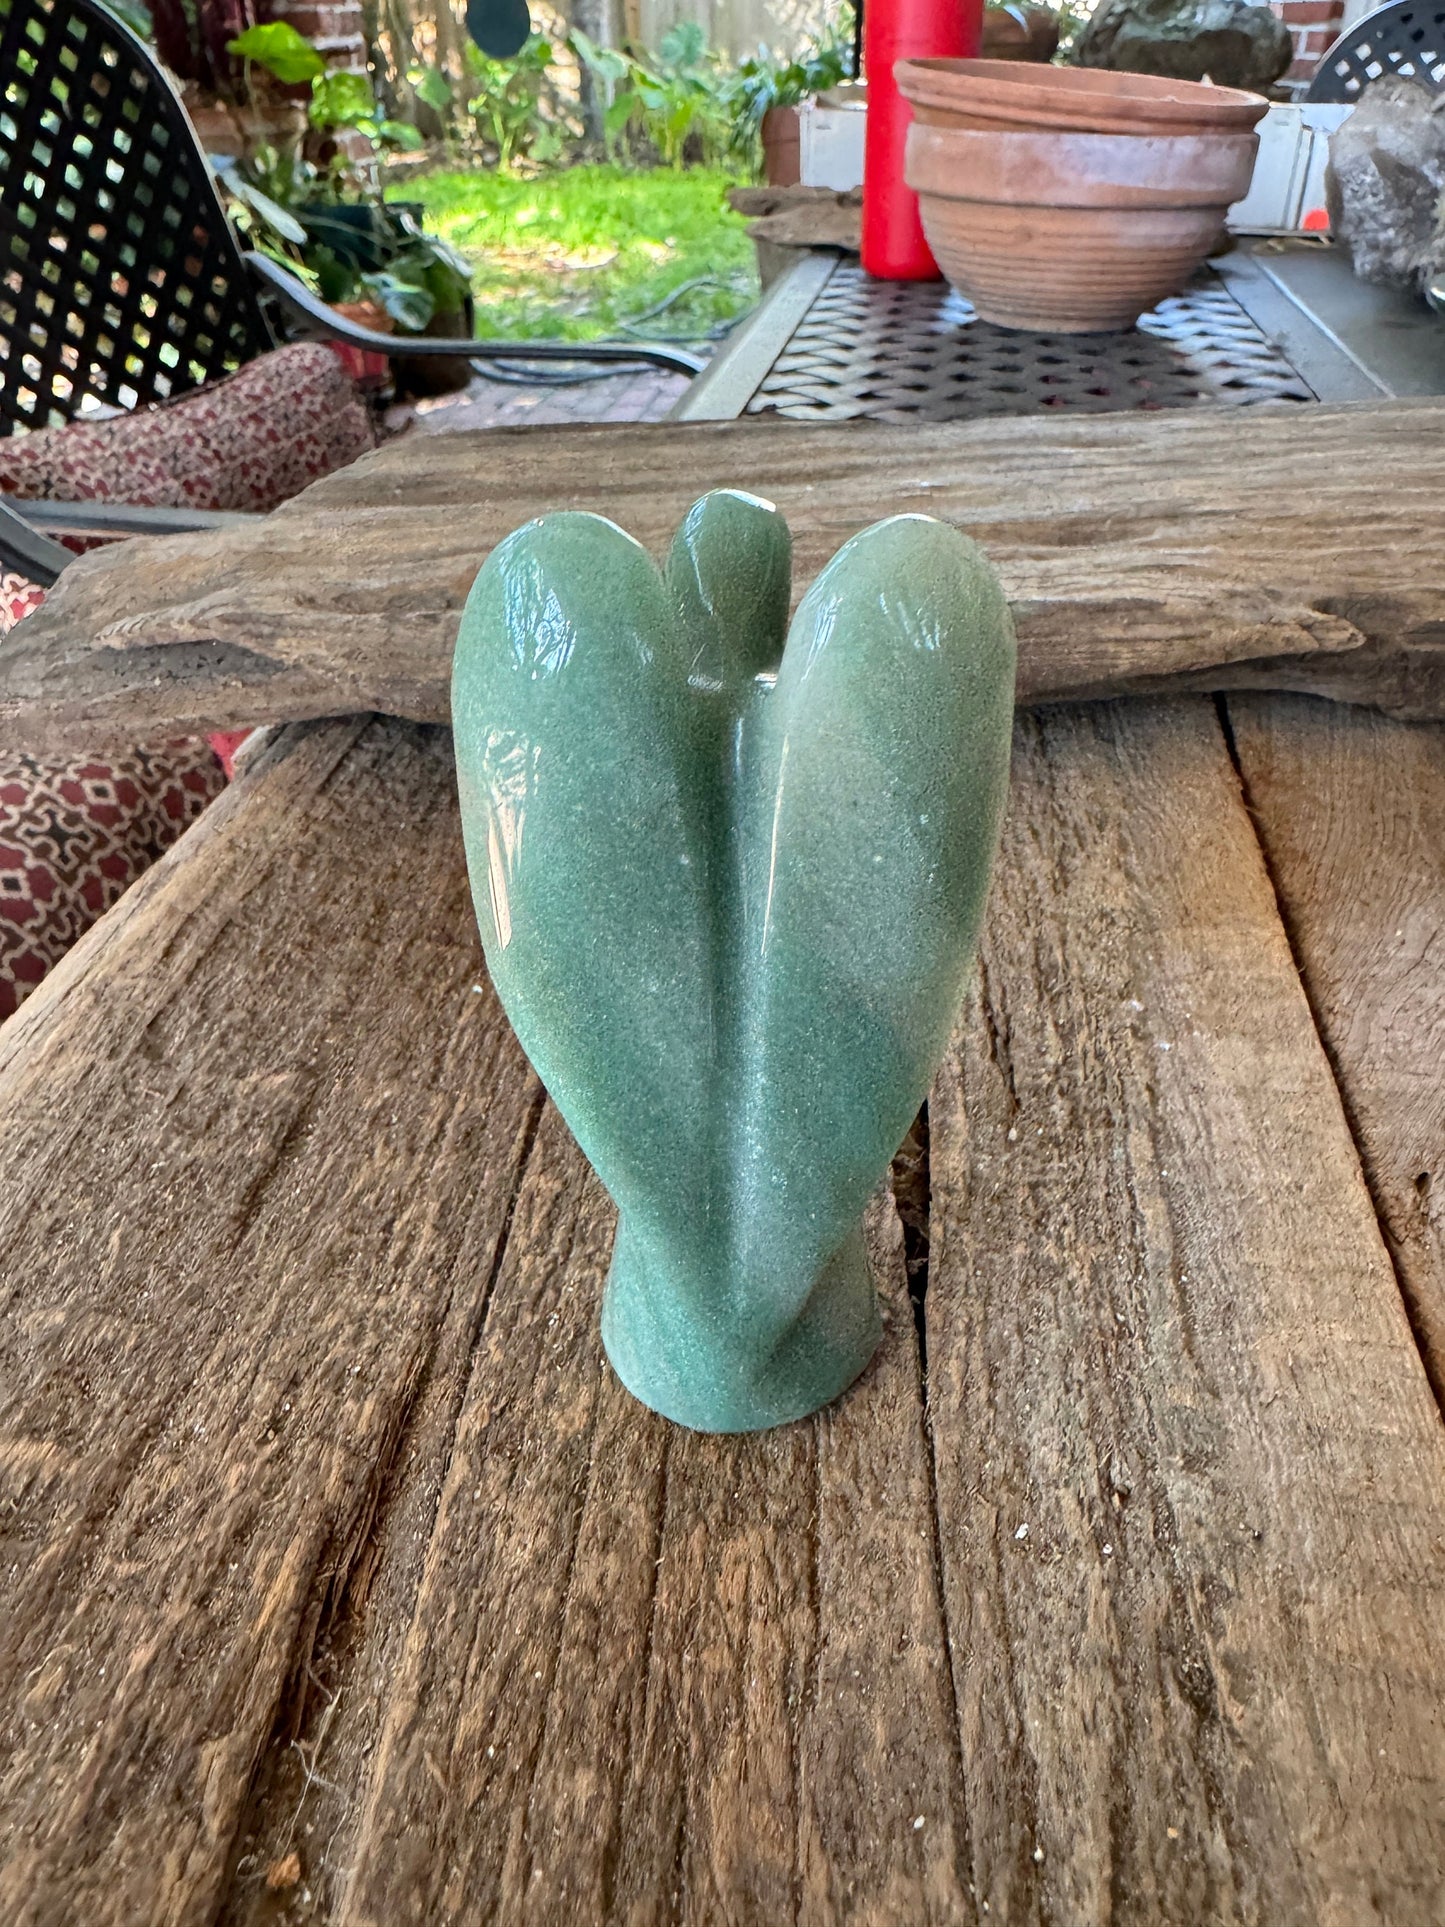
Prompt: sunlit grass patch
<box><xmin>389</xmin><ymin>163</ymin><xmax>759</xmax><ymax>343</ymax></box>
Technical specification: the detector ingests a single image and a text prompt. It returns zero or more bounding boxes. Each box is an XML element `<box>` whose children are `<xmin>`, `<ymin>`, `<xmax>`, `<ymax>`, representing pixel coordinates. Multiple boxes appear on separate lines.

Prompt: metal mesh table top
<box><xmin>745</xmin><ymin>264</ymin><xmax>1316</xmax><ymax>425</ymax></box>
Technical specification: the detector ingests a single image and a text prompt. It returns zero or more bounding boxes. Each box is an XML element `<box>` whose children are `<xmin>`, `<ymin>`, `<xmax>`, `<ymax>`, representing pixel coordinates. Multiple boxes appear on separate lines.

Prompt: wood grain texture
<box><xmin>6</xmin><ymin>696</ymin><xmax>1445</xmax><ymax>1925</ymax></box>
<box><xmin>4</xmin><ymin>398</ymin><xmax>1444</xmax><ymax>753</ymax></box>
<box><xmin>1226</xmin><ymin>693</ymin><xmax>1445</xmax><ymax>1403</ymax></box>
<box><xmin>928</xmin><ymin>699</ymin><xmax>1445</xmax><ymax>1925</ymax></box>
<box><xmin>0</xmin><ymin>718</ymin><xmax>540</xmax><ymax>1926</ymax></box>
<box><xmin>325</xmin><ymin>1134</ymin><xmax>964</xmax><ymax>1927</ymax></box>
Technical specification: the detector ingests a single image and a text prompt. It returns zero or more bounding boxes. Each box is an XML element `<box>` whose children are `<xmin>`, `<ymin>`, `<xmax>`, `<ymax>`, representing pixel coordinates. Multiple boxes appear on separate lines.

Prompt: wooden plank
<box><xmin>221</xmin><ymin>699</ymin><xmax>1445</xmax><ymax>1926</ymax></box>
<box><xmin>928</xmin><ymin>699</ymin><xmax>1445</xmax><ymax>1924</ymax></box>
<box><xmin>1225</xmin><ymin>692</ymin><xmax>1445</xmax><ymax>1402</ymax></box>
<box><xmin>5</xmin><ymin>397</ymin><xmax>1444</xmax><ymax>754</ymax></box>
<box><xmin>217</xmin><ymin>1152</ymin><xmax>961</xmax><ymax>1916</ymax></box>
<box><xmin>302</xmin><ymin>1132</ymin><xmax>966</xmax><ymax>1927</ymax></box>
<box><xmin>0</xmin><ymin>718</ymin><xmax>541</xmax><ymax>1925</ymax></box>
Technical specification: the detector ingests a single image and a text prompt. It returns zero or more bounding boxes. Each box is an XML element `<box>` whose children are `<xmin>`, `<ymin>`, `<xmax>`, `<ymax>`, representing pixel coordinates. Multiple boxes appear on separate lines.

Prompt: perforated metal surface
<box><xmin>0</xmin><ymin>0</ymin><xmax>273</xmax><ymax>434</ymax></box>
<box><xmin>746</xmin><ymin>265</ymin><xmax>1316</xmax><ymax>424</ymax></box>
<box><xmin>1306</xmin><ymin>0</ymin><xmax>1445</xmax><ymax>101</ymax></box>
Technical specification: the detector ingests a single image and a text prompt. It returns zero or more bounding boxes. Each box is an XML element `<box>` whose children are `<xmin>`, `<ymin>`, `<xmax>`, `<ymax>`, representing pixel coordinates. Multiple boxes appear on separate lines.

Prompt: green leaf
<box><xmin>361</xmin><ymin>270</ymin><xmax>436</xmax><ymax>332</ymax></box>
<box><xmin>604</xmin><ymin>92</ymin><xmax>638</xmax><ymax>140</ymax></box>
<box><xmin>409</xmin><ymin>62</ymin><xmax>454</xmax><ymax>111</ymax></box>
<box><xmin>225</xmin><ymin>21</ymin><xmax>325</xmax><ymax>83</ymax></box>
<box><xmin>383</xmin><ymin>236</ymin><xmax>471</xmax><ymax>312</ymax></box>
<box><xmin>310</xmin><ymin>69</ymin><xmax>376</xmax><ymax>129</ymax></box>
<box><xmin>421</xmin><ymin>234</ymin><xmax>474</xmax><ymax>281</ymax></box>
<box><xmin>255</xmin><ymin>237</ymin><xmax>319</xmax><ymax>280</ymax></box>
<box><xmin>309</xmin><ymin>244</ymin><xmax>362</xmax><ymax>304</ymax></box>
<box><xmin>570</xmin><ymin>28</ymin><xmax>629</xmax><ymax>84</ymax></box>
<box><xmin>658</xmin><ymin>19</ymin><xmax>707</xmax><ymax>71</ymax></box>
<box><xmin>226</xmin><ymin>176</ymin><xmax>308</xmax><ymax>243</ymax></box>
<box><xmin>379</xmin><ymin>118</ymin><xmax>425</xmax><ymax>150</ymax></box>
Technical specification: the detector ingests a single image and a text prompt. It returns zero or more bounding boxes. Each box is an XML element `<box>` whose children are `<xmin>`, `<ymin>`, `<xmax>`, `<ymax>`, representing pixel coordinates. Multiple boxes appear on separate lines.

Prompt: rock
<box><xmin>1072</xmin><ymin>0</ymin><xmax>1290</xmax><ymax>92</ymax></box>
<box><xmin>983</xmin><ymin>4</ymin><xmax>1061</xmax><ymax>61</ymax></box>
<box><xmin>452</xmin><ymin>492</ymin><xmax>1015</xmax><ymax>1432</ymax></box>
<box><xmin>1327</xmin><ymin>77</ymin><xmax>1445</xmax><ymax>293</ymax></box>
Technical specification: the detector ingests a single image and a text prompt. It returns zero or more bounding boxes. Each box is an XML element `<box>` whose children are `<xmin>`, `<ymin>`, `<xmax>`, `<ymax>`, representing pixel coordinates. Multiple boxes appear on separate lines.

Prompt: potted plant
<box><xmin>728</xmin><ymin>29</ymin><xmax>855</xmax><ymax>184</ymax></box>
<box><xmin>217</xmin><ymin>23</ymin><xmax>477</xmax><ymax>391</ymax></box>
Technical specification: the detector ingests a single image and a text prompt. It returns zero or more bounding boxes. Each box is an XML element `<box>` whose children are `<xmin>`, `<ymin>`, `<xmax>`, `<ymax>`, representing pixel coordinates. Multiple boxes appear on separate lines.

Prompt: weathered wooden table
<box><xmin>2</xmin><ymin>395</ymin><xmax>1444</xmax><ymax>1925</ymax></box>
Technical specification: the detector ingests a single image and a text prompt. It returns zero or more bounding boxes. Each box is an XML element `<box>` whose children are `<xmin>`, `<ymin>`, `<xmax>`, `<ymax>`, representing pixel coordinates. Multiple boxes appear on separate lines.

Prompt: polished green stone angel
<box><xmin>453</xmin><ymin>490</ymin><xmax>1015</xmax><ymax>1432</ymax></box>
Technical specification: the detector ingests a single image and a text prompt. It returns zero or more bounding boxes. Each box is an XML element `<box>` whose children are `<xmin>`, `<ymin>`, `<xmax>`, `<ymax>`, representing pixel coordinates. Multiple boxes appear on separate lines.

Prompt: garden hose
<box><xmin>468</xmin><ymin>274</ymin><xmax>746</xmax><ymax>384</ymax></box>
<box><xmin>466</xmin><ymin>359</ymin><xmax>657</xmax><ymax>385</ymax></box>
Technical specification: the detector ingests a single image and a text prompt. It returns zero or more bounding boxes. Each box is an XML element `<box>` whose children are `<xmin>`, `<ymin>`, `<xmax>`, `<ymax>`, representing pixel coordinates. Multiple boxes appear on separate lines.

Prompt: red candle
<box><xmin>862</xmin><ymin>0</ymin><xmax>982</xmax><ymax>279</ymax></box>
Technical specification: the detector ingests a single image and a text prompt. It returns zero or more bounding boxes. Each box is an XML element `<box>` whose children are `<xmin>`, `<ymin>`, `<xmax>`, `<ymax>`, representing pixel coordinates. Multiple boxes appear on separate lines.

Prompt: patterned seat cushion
<box><xmin>0</xmin><ymin>573</ymin><xmax>228</xmax><ymax>1020</ymax></box>
<box><xmin>0</xmin><ymin>341</ymin><xmax>376</xmax><ymax>1019</ymax></box>
<box><xmin>0</xmin><ymin>742</ymin><xmax>225</xmax><ymax>1021</ymax></box>
<box><xmin>0</xmin><ymin>340</ymin><xmax>375</xmax><ymax>513</ymax></box>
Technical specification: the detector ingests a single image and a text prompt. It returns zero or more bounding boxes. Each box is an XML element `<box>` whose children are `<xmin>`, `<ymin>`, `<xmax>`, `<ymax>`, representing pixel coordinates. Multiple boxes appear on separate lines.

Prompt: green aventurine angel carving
<box><xmin>453</xmin><ymin>490</ymin><xmax>1015</xmax><ymax>1432</ymax></box>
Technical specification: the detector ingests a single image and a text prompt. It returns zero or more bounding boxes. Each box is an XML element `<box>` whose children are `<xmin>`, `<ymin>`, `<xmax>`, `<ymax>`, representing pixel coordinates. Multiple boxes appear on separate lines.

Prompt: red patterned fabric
<box><xmin>0</xmin><ymin>341</ymin><xmax>375</xmax><ymax>514</ymax></box>
<box><xmin>0</xmin><ymin>568</ymin><xmax>228</xmax><ymax>1017</ymax></box>
<box><xmin>1</xmin><ymin>571</ymin><xmax>45</xmax><ymax>632</ymax></box>
<box><xmin>0</xmin><ymin>341</ymin><xmax>376</xmax><ymax>1019</ymax></box>
<box><xmin>208</xmin><ymin>729</ymin><xmax>253</xmax><ymax>779</ymax></box>
<box><xmin>0</xmin><ymin>742</ymin><xmax>225</xmax><ymax>1020</ymax></box>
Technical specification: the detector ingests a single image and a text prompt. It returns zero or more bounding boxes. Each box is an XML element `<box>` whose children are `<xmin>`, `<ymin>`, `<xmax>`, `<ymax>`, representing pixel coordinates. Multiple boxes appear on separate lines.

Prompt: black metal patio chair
<box><xmin>1306</xmin><ymin>0</ymin><xmax>1445</xmax><ymax>100</ymax></box>
<box><xmin>0</xmin><ymin>0</ymin><xmax>704</xmax><ymax>571</ymax></box>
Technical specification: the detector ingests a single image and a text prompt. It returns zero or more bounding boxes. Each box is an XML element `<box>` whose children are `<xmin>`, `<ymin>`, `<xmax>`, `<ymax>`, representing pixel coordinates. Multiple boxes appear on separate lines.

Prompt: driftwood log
<box><xmin>3</xmin><ymin>398</ymin><xmax>1444</xmax><ymax>754</ymax></box>
<box><xmin>2</xmin><ymin>694</ymin><xmax>1444</xmax><ymax>1922</ymax></box>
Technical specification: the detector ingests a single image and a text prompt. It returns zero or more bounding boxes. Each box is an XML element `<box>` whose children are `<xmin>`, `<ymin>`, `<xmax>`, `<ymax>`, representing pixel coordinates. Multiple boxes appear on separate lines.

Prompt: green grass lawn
<box><xmin>389</xmin><ymin>163</ymin><xmax>759</xmax><ymax>344</ymax></box>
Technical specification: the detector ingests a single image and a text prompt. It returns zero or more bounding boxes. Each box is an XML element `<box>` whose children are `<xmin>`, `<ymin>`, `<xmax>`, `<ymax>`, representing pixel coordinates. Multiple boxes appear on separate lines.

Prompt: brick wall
<box><xmin>1272</xmin><ymin>0</ymin><xmax>1344</xmax><ymax>85</ymax></box>
<box><xmin>267</xmin><ymin>0</ymin><xmax>367</xmax><ymax>68</ymax></box>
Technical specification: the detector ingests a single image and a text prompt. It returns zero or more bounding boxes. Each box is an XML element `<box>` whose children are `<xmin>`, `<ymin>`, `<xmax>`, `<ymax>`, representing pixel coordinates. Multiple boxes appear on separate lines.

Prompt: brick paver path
<box><xmin>388</xmin><ymin>361</ymin><xmax>692</xmax><ymax>436</ymax></box>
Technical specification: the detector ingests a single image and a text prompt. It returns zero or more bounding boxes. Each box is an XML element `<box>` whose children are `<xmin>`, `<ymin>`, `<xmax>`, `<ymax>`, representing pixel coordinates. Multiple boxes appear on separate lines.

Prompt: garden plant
<box><xmin>132</xmin><ymin>0</ymin><xmax>861</xmax><ymax>349</ymax></box>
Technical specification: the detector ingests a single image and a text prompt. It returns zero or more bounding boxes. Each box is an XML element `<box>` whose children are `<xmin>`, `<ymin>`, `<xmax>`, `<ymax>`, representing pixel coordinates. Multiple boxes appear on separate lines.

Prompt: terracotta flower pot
<box><xmin>391</xmin><ymin>308</ymin><xmax>477</xmax><ymax>399</ymax></box>
<box><xmin>329</xmin><ymin>298</ymin><xmax>393</xmax><ymax>388</ymax></box>
<box><xmin>762</xmin><ymin>106</ymin><xmax>802</xmax><ymax>187</ymax></box>
<box><xmin>896</xmin><ymin>57</ymin><xmax>1269</xmax><ymax>138</ymax></box>
<box><xmin>904</xmin><ymin>124</ymin><xmax>1259</xmax><ymax>330</ymax></box>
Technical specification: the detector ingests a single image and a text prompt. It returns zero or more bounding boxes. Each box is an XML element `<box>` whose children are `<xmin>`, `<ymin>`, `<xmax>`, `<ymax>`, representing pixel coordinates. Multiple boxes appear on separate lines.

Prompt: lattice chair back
<box><xmin>0</xmin><ymin>0</ymin><xmax>276</xmax><ymax>435</ymax></box>
<box><xmin>1307</xmin><ymin>0</ymin><xmax>1445</xmax><ymax>100</ymax></box>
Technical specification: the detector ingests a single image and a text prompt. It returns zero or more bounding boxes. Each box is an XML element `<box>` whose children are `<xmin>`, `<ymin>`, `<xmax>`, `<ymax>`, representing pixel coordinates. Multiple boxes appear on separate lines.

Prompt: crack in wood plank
<box><xmin>927</xmin><ymin>698</ymin><xmax>1445</xmax><ymax>1925</ymax></box>
<box><xmin>1223</xmin><ymin>692</ymin><xmax>1445</xmax><ymax>1420</ymax></box>
<box><xmin>329</xmin><ymin>1139</ymin><xmax>959</xmax><ymax>1927</ymax></box>
<box><xmin>0</xmin><ymin>718</ymin><xmax>540</xmax><ymax>1927</ymax></box>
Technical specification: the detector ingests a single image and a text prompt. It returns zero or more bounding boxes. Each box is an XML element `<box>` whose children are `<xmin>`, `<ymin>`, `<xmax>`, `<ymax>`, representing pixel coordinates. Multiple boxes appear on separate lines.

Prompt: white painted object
<box><xmin>1227</xmin><ymin>103</ymin><xmax>1354</xmax><ymax>232</ymax></box>
<box><xmin>799</xmin><ymin>84</ymin><xmax>866</xmax><ymax>191</ymax></box>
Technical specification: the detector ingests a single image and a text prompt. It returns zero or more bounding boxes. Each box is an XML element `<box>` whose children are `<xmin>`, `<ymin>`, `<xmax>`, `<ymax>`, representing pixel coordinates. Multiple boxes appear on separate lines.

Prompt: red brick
<box><xmin>273</xmin><ymin>4</ymin><xmax>361</xmax><ymax>31</ymax></box>
<box><xmin>1277</xmin><ymin>0</ymin><xmax>1341</xmax><ymax>22</ymax></box>
<box><xmin>269</xmin><ymin>0</ymin><xmax>364</xmax><ymax>36</ymax></box>
<box><xmin>266</xmin><ymin>0</ymin><xmax>364</xmax><ymax>68</ymax></box>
